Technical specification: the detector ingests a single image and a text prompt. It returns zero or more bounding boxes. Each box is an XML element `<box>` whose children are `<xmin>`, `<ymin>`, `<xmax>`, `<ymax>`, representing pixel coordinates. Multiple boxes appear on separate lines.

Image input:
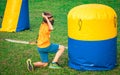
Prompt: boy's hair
<box><xmin>43</xmin><ymin>12</ymin><xmax>54</xmax><ymax>25</ymax></box>
<box><xmin>44</xmin><ymin>12</ymin><xmax>52</xmax><ymax>16</ymax></box>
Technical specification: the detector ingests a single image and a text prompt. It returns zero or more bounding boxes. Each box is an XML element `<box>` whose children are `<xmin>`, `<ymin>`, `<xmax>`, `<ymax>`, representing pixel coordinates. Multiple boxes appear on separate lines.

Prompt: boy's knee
<box><xmin>59</xmin><ymin>45</ymin><xmax>65</xmax><ymax>51</ymax></box>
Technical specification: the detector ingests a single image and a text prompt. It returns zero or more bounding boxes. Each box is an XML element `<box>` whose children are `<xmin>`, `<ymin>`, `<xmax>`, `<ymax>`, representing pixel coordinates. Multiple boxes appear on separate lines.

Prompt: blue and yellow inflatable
<box><xmin>0</xmin><ymin>0</ymin><xmax>29</xmax><ymax>32</ymax></box>
<box><xmin>68</xmin><ymin>4</ymin><xmax>117</xmax><ymax>70</ymax></box>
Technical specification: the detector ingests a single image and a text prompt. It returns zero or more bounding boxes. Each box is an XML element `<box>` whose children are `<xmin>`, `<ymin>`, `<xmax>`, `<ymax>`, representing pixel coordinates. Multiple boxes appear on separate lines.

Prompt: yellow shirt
<box><xmin>37</xmin><ymin>22</ymin><xmax>51</xmax><ymax>48</ymax></box>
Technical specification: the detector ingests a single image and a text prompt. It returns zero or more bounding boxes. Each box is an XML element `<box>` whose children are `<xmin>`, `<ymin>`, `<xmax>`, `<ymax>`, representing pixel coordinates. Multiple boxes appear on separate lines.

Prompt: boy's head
<box><xmin>43</xmin><ymin>12</ymin><xmax>54</xmax><ymax>25</ymax></box>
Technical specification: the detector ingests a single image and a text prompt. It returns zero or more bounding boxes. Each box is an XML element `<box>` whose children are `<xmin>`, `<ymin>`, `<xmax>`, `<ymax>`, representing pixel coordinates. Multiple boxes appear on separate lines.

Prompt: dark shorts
<box><xmin>37</xmin><ymin>43</ymin><xmax>59</xmax><ymax>62</ymax></box>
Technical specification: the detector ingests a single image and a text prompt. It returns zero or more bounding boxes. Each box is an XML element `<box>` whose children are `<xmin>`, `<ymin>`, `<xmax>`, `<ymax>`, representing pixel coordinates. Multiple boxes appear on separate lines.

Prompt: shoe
<box><xmin>26</xmin><ymin>59</ymin><xmax>34</xmax><ymax>71</ymax></box>
<box><xmin>49</xmin><ymin>62</ymin><xmax>62</xmax><ymax>69</ymax></box>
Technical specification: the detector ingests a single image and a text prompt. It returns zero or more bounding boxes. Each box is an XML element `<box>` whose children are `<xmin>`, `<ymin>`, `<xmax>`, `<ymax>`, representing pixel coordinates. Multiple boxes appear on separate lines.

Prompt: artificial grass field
<box><xmin>0</xmin><ymin>0</ymin><xmax>120</xmax><ymax>75</ymax></box>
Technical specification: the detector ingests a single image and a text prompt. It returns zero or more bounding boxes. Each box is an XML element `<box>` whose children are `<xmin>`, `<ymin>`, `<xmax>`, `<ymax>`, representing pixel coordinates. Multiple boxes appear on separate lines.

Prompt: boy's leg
<box><xmin>33</xmin><ymin>62</ymin><xmax>48</xmax><ymax>67</ymax></box>
<box><xmin>49</xmin><ymin>45</ymin><xmax>65</xmax><ymax>69</ymax></box>
<box><xmin>26</xmin><ymin>59</ymin><xmax>48</xmax><ymax>72</ymax></box>
<box><xmin>26</xmin><ymin>48</ymin><xmax>49</xmax><ymax>71</ymax></box>
<box><xmin>52</xmin><ymin>45</ymin><xmax>65</xmax><ymax>63</ymax></box>
<box><xmin>33</xmin><ymin>51</ymin><xmax>48</xmax><ymax>67</ymax></box>
<box><xmin>36</xmin><ymin>48</ymin><xmax>49</xmax><ymax>67</ymax></box>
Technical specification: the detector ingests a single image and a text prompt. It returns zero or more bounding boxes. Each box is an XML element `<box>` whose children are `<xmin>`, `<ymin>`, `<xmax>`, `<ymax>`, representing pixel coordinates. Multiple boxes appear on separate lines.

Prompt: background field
<box><xmin>0</xmin><ymin>0</ymin><xmax>120</xmax><ymax>75</ymax></box>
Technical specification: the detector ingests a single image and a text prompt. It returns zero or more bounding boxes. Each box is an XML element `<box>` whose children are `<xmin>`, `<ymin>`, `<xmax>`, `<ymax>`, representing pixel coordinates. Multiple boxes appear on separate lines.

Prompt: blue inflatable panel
<box><xmin>68</xmin><ymin>37</ymin><xmax>117</xmax><ymax>70</ymax></box>
<box><xmin>16</xmin><ymin>0</ymin><xmax>29</xmax><ymax>32</ymax></box>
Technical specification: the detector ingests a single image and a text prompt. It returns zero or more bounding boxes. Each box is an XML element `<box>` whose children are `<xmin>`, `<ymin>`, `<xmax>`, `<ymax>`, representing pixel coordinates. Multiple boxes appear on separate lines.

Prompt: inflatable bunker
<box><xmin>68</xmin><ymin>4</ymin><xmax>117</xmax><ymax>70</ymax></box>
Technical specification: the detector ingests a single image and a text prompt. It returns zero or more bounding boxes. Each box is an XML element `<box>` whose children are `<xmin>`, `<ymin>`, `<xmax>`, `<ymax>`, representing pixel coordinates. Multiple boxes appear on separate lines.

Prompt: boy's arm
<box><xmin>29</xmin><ymin>41</ymin><xmax>37</xmax><ymax>45</ymax></box>
<box><xmin>42</xmin><ymin>13</ymin><xmax>53</xmax><ymax>31</ymax></box>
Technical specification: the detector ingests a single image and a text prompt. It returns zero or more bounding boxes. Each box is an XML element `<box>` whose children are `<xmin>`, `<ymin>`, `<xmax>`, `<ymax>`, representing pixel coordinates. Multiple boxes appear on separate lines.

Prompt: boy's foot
<box><xmin>26</xmin><ymin>59</ymin><xmax>34</xmax><ymax>71</ymax></box>
<box><xmin>49</xmin><ymin>62</ymin><xmax>61</xmax><ymax>69</ymax></box>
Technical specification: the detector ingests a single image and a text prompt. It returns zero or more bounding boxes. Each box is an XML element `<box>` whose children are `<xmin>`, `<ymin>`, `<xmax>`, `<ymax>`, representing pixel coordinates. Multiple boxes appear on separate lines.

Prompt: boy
<box><xmin>26</xmin><ymin>12</ymin><xmax>65</xmax><ymax>71</ymax></box>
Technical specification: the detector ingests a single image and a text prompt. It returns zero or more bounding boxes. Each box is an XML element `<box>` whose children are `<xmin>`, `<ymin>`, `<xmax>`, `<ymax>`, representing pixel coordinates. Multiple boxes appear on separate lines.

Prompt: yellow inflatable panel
<box><xmin>68</xmin><ymin>4</ymin><xmax>117</xmax><ymax>41</ymax></box>
<box><xmin>0</xmin><ymin>0</ymin><xmax>22</xmax><ymax>32</ymax></box>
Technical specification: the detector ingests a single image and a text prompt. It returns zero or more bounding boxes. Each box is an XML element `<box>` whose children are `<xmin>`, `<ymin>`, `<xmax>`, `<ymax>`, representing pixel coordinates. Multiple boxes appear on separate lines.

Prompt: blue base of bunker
<box><xmin>68</xmin><ymin>37</ymin><xmax>117</xmax><ymax>71</ymax></box>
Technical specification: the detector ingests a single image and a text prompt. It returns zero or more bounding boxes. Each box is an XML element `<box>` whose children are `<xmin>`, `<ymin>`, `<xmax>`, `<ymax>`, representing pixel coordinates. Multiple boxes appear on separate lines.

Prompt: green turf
<box><xmin>0</xmin><ymin>0</ymin><xmax>120</xmax><ymax>75</ymax></box>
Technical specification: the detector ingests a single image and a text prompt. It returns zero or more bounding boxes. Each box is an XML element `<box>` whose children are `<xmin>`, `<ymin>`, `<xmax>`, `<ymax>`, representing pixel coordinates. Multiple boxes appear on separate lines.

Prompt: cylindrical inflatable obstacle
<box><xmin>68</xmin><ymin>4</ymin><xmax>117</xmax><ymax>70</ymax></box>
<box><xmin>0</xmin><ymin>0</ymin><xmax>29</xmax><ymax>32</ymax></box>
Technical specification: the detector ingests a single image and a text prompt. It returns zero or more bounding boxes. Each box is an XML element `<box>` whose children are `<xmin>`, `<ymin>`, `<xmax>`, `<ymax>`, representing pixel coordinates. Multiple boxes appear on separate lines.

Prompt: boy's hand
<box><xmin>42</xmin><ymin>13</ymin><xmax>48</xmax><ymax>19</ymax></box>
<box><xmin>29</xmin><ymin>41</ymin><xmax>37</xmax><ymax>45</ymax></box>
